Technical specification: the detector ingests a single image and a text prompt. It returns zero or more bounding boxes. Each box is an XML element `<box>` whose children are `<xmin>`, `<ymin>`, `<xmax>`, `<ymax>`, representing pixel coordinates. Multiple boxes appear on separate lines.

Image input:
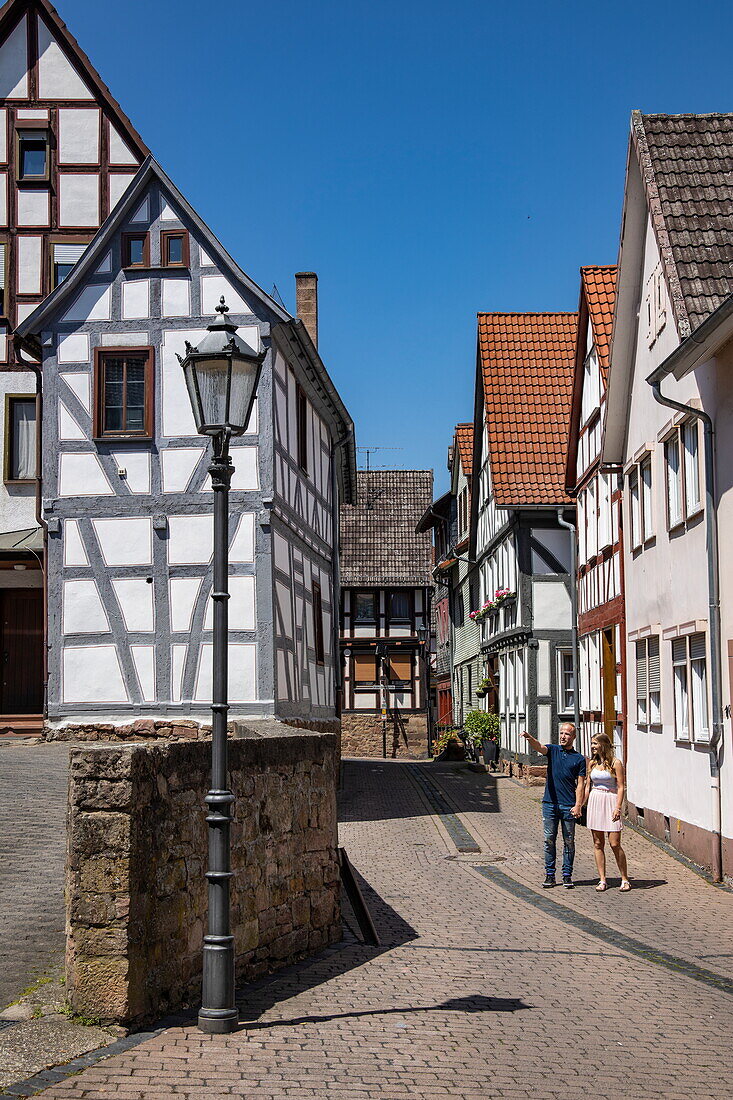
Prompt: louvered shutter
<box><xmin>689</xmin><ymin>634</ymin><xmax>706</xmax><ymax>661</ymax></box>
<box><xmin>672</xmin><ymin>638</ymin><xmax>687</xmax><ymax>664</ymax></box>
<box><xmin>647</xmin><ymin>637</ymin><xmax>660</xmax><ymax>692</ymax></box>
<box><xmin>53</xmin><ymin>243</ymin><xmax>86</xmax><ymax>264</ymax></box>
<box><xmin>0</xmin><ymin>243</ymin><xmax>5</xmax><ymax>289</ymax></box>
<box><xmin>636</xmin><ymin>640</ymin><xmax>647</xmax><ymax>722</ymax></box>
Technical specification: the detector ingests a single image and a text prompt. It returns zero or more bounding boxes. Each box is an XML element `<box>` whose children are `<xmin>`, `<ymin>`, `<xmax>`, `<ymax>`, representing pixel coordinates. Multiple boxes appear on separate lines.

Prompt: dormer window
<box><xmin>16</xmin><ymin>130</ymin><xmax>49</xmax><ymax>182</ymax></box>
<box><xmin>122</xmin><ymin>232</ymin><xmax>149</xmax><ymax>269</ymax></box>
<box><xmin>161</xmin><ymin>230</ymin><xmax>189</xmax><ymax>268</ymax></box>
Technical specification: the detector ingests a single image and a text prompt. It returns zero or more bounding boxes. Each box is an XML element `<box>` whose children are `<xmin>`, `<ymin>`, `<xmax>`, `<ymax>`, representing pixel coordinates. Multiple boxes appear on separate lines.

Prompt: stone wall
<box><xmin>66</xmin><ymin>727</ymin><xmax>340</xmax><ymax>1029</ymax></box>
<box><xmin>341</xmin><ymin>713</ymin><xmax>428</xmax><ymax>759</ymax></box>
<box><xmin>46</xmin><ymin>718</ymin><xmax>211</xmax><ymax>742</ymax></box>
<box><xmin>498</xmin><ymin>754</ymin><xmax>547</xmax><ymax>786</ymax></box>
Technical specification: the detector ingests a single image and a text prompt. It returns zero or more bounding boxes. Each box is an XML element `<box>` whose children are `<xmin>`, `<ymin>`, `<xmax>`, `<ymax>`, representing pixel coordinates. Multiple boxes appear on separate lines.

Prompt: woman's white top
<box><xmin>590</xmin><ymin>766</ymin><xmax>617</xmax><ymax>793</ymax></box>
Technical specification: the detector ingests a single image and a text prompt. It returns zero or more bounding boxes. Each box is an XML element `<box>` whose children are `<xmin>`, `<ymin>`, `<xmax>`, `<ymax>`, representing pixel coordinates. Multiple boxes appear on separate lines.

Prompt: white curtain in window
<box><xmin>641</xmin><ymin>459</ymin><xmax>653</xmax><ymax>539</ymax></box>
<box><xmin>690</xmin><ymin>634</ymin><xmax>708</xmax><ymax>740</ymax></box>
<box><xmin>683</xmin><ymin>422</ymin><xmax>700</xmax><ymax>514</ymax></box>
<box><xmin>12</xmin><ymin>399</ymin><xmax>36</xmax><ymax>479</ymax></box>
<box><xmin>629</xmin><ymin>469</ymin><xmax>640</xmax><ymax>547</ymax></box>
<box><xmin>672</xmin><ymin>637</ymin><xmax>689</xmax><ymax>739</ymax></box>
<box><xmin>666</xmin><ymin>437</ymin><xmax>682</xmax><ymax>525</ymax></box>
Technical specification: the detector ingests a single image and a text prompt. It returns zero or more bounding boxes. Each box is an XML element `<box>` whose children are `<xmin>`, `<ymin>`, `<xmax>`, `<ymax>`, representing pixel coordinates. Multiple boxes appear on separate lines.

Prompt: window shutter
<box><xmin>636</xmin><ymin>640</ymin><xmax>647</xmax><ymax>696</ymax></box>
<box><xmin>672</xmin><ymin>637</ymin><xmax>687</xmax><ymax>664</ymax></box>
<box><xmin>690</xmin><ymin>634</ymin><xmax>706</xmax><ymax>661</ymax></box>
<box><xmin>647</xmin><ymin>637</ymin><xmax>660</xmax><ymax>692</ymax></box>
<box><xmin>0</xmin><ymin>243</ymin><xmax>5</xmax><ymax>288</ymax></box>
<box><xmin>53</xmin><ymin>243</ymin><xmax>86</xmax><ymax>264</ymax></box>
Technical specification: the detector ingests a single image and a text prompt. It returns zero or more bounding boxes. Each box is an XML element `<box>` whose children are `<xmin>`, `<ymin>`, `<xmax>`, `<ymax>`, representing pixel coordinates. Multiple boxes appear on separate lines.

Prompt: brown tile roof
<box><xmin>633</xmin><ymin>111</ymin><xmax>733</xmax><ymax>336</ymax></box>
<box><xmin>477</xmin><ymin>312</ymin><xmax>577</xmax><ymax>507</ymax></box>
<box><xmin>581</xmin><ymin>265</ymin><xmax>617</xmax><ymax>383</ymax></box>
<box><xmin>340</xmin><ymin>470</ymin><xmax>434</xmax><ymax>587</ymax></box>
<box><xmin>454</xmin><ymin>423</ymin><xmax>474</xmax><ymax>482</ymax></box>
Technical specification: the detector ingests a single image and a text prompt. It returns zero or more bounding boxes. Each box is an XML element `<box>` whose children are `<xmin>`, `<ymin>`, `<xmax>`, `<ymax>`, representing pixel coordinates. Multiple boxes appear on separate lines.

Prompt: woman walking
<box><xmin>585</xmin><ymin>733</ymin><xmax>631</xmax><ymax>892</ymax></box>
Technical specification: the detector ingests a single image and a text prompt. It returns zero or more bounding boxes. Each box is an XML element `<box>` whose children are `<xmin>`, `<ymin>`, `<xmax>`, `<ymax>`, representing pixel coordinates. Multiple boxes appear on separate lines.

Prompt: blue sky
<box><xmin>69</xmin><ymin>0</ymin><xmax>731</xmax><ymax>493</ymax></box>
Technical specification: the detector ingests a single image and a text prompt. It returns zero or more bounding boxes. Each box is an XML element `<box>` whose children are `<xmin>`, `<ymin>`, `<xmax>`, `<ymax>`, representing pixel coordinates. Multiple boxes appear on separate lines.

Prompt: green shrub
<box><xmin>463</xmin><ymin>710</ymin><xmax>501</xmax><ymax>746</ymax></box>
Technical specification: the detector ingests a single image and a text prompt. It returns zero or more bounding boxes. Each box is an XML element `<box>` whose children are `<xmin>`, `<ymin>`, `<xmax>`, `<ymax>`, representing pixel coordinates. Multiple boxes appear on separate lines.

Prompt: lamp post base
<box><xmin>198</xmin><ymin>1007</ymin><xmax>239</xmax><ymax>1034</ymax></box>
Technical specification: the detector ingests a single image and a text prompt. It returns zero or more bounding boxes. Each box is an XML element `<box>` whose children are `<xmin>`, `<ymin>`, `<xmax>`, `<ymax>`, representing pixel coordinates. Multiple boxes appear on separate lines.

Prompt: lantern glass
<box><xmin>196</xmin><ymin>356</ymin><xmax>231</xmax><ymax>430</ymax></box>
<box><xmin>228</xmin><ymin>356</ymin><xmax>260</xmax><ymax>434</ymax></box>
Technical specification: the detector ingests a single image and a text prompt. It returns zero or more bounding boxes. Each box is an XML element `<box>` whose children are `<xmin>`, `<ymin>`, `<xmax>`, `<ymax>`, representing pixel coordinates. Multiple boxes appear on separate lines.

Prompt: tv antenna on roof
<box><xmin>356</xmin><ymin>446</ymin><xmax>403</xmax><ymax>472</ymax></box>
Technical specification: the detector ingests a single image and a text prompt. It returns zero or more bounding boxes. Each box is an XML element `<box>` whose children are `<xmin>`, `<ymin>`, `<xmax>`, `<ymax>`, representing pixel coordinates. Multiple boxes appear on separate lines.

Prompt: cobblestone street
<box><xmin>4</xmin><ymin>756</ymin><xmax>733</xmax><ymax>1099</ymax></box>
<box><xmin>0</xmin><ymin>743</ymin><xmax>69</xmax><ymax>1011</ymax></box>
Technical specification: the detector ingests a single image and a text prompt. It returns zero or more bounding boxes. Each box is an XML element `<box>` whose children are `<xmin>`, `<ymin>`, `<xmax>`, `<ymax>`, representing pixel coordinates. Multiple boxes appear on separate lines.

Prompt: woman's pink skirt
<box><xmin>587</xmin><ymin>788</ymin><xmax>622</xmax><ymax>833</ymax></box>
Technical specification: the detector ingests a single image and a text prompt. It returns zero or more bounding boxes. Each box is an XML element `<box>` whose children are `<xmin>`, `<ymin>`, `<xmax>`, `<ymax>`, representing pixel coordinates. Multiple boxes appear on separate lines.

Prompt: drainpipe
<box><xmin>331</xmin><ymin>430</ymin><xmax>351</xmax><ymax>719</ymax></box>
<box><xmin>13</xmin><ymin>336</ymin><xmax>49</xmax><ymax>719</ymax></box>
<box><xmin>649</xmin><ymin>380</ymin><xmax>723</xmax><ymax>883</ymax></box>
<box><xmin>557</xmin><ymin>509</ymin><xmax>581</xmax><ymax>735</ymax></box>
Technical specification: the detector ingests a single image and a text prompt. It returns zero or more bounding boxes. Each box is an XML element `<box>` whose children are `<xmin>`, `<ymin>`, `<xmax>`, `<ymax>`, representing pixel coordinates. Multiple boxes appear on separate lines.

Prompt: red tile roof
<box><xmin>581</xmin><ymin>265</ymin><xmax>617</xmax><ymax>383</ymax></box>
<box><xmin>454</xmin><ymin>423</ymin><xmax>474</xmax><ymax>482</ymax></box>
<box><xmin>477</xmin><ymin>312</ymin><xmax>577</xmax><ymax>507</ymax></box>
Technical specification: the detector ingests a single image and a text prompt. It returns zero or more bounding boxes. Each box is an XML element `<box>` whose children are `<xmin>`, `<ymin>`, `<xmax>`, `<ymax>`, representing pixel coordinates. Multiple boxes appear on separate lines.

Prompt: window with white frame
<box><xmin>635</xmin><ymin>635</ymin><xmax>660</xmax><ymax>726</ymax></box>
<box><xmin>557</xmin><ymin>649</ymin><xmax>575</xmax><ymax>714</ymax></box>
<box><xmin>645</xmin><ymin>264</ymin><xmax>667</xmax><ymax>348</ymax></box>
<box><xmin>629</xmin><ymin>454</ymin><xmax>653</xmax><ymax>549</ymax></box>
<box><xmin>586</xmin><ymin>478</ymin><xmax>598</xmax><ymax>560</ymax></box>
<box><xmin>598</xmin><ymin>471</ymin><xmax>612</xmax><ymax>550</ymax></box>
<box><xmin>581</xmin><ymin>347</ymin><xmax>601</xmax><ymax>426</ymax></box>
<box><xmin>672</xmin><ymin>633</ymin><xmax>708</xmax><ymax>741</ymax></box>
<box><xmin>664</xmin><ymin>420</ymin><xmax>701</xmax><ymax>529</ymax></box>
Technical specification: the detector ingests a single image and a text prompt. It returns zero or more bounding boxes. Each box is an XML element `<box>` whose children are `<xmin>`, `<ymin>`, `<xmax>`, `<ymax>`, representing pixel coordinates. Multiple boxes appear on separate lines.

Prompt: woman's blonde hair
<box><xmin>590</xmin><ymin>732</ymin><xmax>616</xmax><ymax>772</ymax></box>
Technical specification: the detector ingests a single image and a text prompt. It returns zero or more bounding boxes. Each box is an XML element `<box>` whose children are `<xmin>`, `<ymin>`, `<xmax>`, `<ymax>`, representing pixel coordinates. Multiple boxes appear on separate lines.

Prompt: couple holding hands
<box><xmin>522</xmin><ymin>723</ymin><xmax>631</xmax><ymax>892</ymax></box>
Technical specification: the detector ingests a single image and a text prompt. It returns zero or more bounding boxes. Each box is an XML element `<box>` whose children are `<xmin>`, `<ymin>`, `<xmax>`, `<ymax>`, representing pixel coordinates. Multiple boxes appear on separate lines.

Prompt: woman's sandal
<box><xmin>619</xmin><ymin>880</ymin><xmax>631</xmax><ymax>892</ymax></box>
<box><xmin>595</xmin><ymin>881</ymin><xmax>607</xmax><ymax>891</ymax></box>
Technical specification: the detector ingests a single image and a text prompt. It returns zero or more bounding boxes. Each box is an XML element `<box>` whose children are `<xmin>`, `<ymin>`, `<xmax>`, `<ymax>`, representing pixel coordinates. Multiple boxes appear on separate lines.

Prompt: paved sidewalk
<box><xmin>8</xmin><ymin>758</ymin><xmax>733</xmax><ymax>1099</ymax></box>
<box><xmin>0</xmin><ymin>742</ymin><xmax>69</xmax><ymax>1010</ymax></box>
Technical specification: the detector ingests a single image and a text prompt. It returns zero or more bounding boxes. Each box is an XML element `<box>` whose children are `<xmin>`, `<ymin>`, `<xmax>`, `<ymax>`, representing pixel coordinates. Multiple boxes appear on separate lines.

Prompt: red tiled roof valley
<box><xmin>453</xmin><ymin>423</ymin><xmax>474</xmax><ymax>483</ymax></box>
<box><xmin>478</xmin><ymin>313</ymin><xmax>577</xmax><ymax>507</ymax></box>
<box><xmin>581</xmin><ymin>265</ymin><xmax>617</xmax><ymax>383</ymax></box>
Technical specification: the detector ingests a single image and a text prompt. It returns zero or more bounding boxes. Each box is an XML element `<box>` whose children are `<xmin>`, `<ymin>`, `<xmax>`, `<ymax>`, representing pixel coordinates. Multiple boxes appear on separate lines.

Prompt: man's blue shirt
<box><xmin>542</xmin><ymin>743</ymin><xmax>586</xmax><ymax>810</ymax></box>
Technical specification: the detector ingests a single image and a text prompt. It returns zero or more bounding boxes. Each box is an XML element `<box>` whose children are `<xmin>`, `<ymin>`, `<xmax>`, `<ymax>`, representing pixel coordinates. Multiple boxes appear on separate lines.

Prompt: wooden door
<box><xmin>602</xmin><ymin>627</ymin><xmax>616</xmax><ymax>739</ymax></box>
<box><xmin>1</xmin><ymin>588</ymin><xmax>43</xmax><ymax>714</ymax></box>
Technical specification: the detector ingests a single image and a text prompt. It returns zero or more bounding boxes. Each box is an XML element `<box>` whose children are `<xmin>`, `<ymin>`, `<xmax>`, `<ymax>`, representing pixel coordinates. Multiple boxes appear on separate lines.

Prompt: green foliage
<box><xmin>432</xmin><ymin>727</ymin><xmax>462</xmax><ymax>756</ymax></box>
<box><xmin>463</xmin><ymin>710</ymin><xmax>501</xmax><ymax>746</ymax></box>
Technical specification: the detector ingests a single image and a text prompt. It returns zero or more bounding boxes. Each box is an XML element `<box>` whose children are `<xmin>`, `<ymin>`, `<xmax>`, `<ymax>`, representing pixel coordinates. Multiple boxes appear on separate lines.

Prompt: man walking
<box><xmin>521</xmin><ymin>723</ymin><xmax>586</xmax><ymax>889</ymax></box>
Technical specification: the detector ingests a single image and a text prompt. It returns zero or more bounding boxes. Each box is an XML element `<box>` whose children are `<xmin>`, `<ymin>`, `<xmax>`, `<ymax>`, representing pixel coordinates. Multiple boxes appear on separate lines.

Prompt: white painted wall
<box><xmin>621</xmin><ymin>211</ymin><xmax>721</xmax><ymax>834</ymax></box>
<box><xmin>0</xmin><ymin>371</ymin><xmax>37</xmax><ymax>534</ymax></box>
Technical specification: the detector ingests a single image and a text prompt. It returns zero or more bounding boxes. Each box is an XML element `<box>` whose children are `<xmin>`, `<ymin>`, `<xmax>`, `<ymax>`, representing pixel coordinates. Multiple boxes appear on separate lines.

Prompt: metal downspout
<box><xmin>649</xmin><ymin>380</ymin><xmax>724</xmax><ymax>882</ymax></box>
<box><xmin>557</xmin><ymin>509</ymin><xmax>581</xmax><ymax>735</ymax></box>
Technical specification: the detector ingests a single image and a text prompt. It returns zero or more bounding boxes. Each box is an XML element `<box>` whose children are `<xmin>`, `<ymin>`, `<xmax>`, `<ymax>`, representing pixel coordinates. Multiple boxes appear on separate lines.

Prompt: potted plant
<box><xmin>474</xmin><ymin>677</ymin><xmax>492</xmax><ymax>699</ymax></box>
<box><xmin>432</xmin><ymin>727</ymin><xmax>466</xmax><ymax>761</ymax></box>
<box><xmin>464</xmin><ymin>710</ymin><xmax>501</xmax><ymax>768</ymax></box>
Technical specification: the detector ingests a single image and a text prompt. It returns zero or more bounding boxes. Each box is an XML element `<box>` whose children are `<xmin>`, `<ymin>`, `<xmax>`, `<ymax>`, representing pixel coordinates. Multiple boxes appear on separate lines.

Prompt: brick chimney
<box><xmin>295</xmin><ymin>271</ymin><xmax>318</xmax><ymax>348</ymax></box>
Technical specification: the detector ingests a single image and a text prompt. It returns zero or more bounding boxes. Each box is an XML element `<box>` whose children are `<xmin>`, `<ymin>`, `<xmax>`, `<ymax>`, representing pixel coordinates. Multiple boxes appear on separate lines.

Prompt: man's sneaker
<box><xmin>542</xmin><ymin>876</ymin><xmax>555</xmax><ymax>888</ymax></box>
<box><xmin>563</xmin><ymin>877</ymin><xmax>574</xmax><ymax>889</ymax></box>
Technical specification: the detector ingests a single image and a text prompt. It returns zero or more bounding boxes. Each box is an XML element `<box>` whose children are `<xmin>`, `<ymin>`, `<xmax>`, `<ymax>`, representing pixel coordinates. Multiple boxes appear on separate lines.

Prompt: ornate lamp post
<box><xmin>178</xmin><ymin>297</ymin><xmax>265</xmax><ymax>1034</ymax></box>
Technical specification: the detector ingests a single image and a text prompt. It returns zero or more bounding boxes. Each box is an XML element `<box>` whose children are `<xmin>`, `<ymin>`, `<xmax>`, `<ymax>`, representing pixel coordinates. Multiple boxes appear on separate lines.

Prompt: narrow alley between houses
<box><xmin>9</xmin><ymin>758</ymin><xmax>732</xmax><ymax>1100</ymax></box>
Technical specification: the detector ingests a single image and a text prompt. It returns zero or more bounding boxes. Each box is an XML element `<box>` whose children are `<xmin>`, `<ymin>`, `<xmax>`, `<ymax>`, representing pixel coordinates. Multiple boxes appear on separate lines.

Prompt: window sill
<box><xmin>93</xmin><ymin>435</ymin><xmax>152</xmax><ymax>444</ymax></box>
<box><xmin>4</xmin><ymin>478</ymin><xmax>35</xmax><ymax>485</ymax></box>
<box><xmin>685</xmin><ymin>505</ymin><xmax>704</xmax><ymax>522</ymax></box>
<box><xmin>667</xmin><ymin>519</ymin><xmax>685</xmax><ymax>535</ymax></box>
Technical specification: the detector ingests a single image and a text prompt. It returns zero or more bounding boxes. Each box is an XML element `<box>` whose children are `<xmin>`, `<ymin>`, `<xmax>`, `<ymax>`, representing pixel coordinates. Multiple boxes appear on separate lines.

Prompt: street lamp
<box><xmin>178</xmin><ymin>297</ymin><xmax>265</xmax><ymax>1035</ymax></box>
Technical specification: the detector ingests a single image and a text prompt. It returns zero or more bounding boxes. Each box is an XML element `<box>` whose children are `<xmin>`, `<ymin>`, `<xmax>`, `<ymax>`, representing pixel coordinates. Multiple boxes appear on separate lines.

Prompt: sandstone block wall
<box><xmin>66</xmin><ymin>729</ymin><xmax>340</xmax><ymax>1029</ymax></box>
<box><xmin>341</xmin><ymin>713</ymin><xmax>428</xmax><ymax>759</ymax></box>
<box><xmin>498</xmin><ymin>755</ymin><xmax>547</xmax><ymax>786</ymax></box>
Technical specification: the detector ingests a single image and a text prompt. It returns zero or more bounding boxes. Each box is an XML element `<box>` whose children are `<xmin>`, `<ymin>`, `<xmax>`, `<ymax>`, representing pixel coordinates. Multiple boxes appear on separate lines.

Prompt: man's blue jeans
<box><xmin>542</xmin><ymin>805</ymin><xmax>576</xmax><ymax>879</ymax></box>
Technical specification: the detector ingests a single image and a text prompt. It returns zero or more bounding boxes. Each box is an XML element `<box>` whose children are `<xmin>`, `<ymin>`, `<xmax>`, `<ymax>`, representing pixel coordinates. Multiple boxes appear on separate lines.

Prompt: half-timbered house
<box><xmin>565</xmin><ymin>266</ymin><xmax>623</xmax><ymax>757</ymax></box>
<box><xmin>0</xmin><ymin>0</ymin><xmax>147</xmax><ymax>731</ymax></box>
<box><xmin>340</xmin><ymin>469</ymin><xmax>433</xmax><ymax>758</ymax></box>
<box><xmin>16</xmin><ymin>158</ymin><xmax>355</xmax><ymax>730</ymax></box>
<box><xmin>471</xmin><ymin>313</ymin><xmax>577</xmax><ymax>769</ymax></box>
<box><xmin>415</xmin><ymin>487</ymin><xmax>454</xmax><ymax>731</ymax></box>
<box><xmin>603</xmin><ymin>112</ymin><xmax>733</xmax><ymax>878</ymax></box>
